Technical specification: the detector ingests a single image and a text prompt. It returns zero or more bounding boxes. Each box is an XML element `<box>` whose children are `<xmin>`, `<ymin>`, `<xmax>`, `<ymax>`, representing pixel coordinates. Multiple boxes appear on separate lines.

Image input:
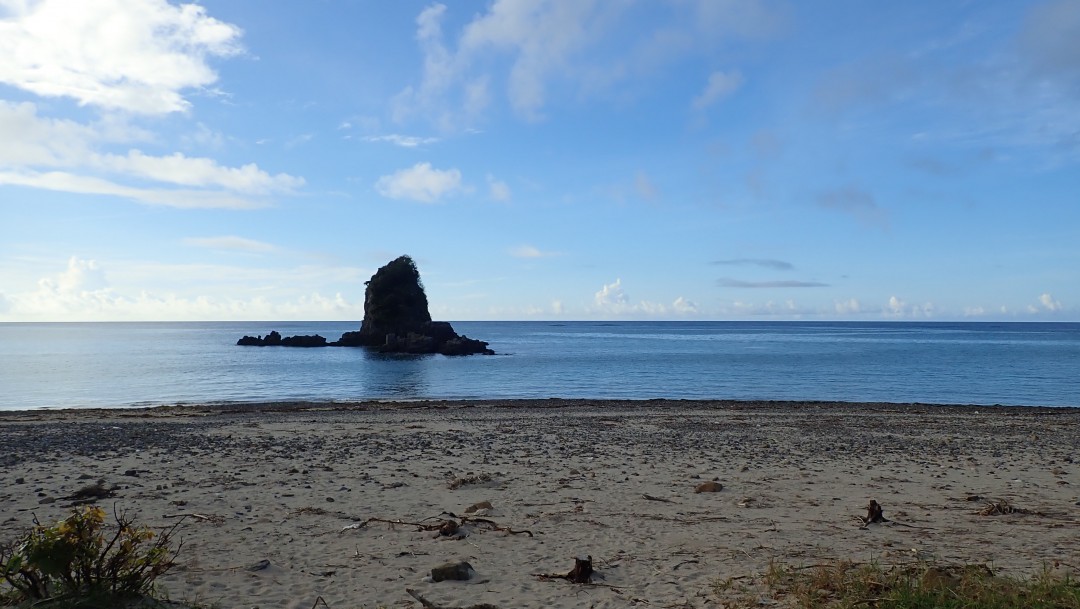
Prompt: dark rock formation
<box><xmin>237</xmin><ymin>330</ymin><xmax>283</xmax><ymax>346</ymax></box>
<box><xmin>281</xmin><ymin>334</ymin><xmax>327</xmax><ymax>347</ymax></box>
<box><xmin>333</xmin><ymin>256</ymin><xmax>493</xmax><ymax>355</ymax></box>
<box><xmin>236</xmin><ymin>255</ymin><xmax>493</xmax><ymax>355</ymax></box>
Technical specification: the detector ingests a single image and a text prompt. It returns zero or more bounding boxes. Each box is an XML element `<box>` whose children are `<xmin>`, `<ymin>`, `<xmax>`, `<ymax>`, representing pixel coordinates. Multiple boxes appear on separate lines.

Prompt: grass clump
<box><xmin>0</xmin><ymin>506</ymin><xmax>182</xmax><ymax>608</ymax></box>
<box><xmin>742</xmin><ymin>559</ymin><xmax>1080</xmax><ymax>609</ymax></box>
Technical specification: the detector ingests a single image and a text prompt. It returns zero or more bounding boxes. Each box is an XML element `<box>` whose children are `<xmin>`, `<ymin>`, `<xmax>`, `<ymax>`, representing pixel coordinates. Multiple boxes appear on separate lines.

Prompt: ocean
<box><xmin>0</xmin><ymin>321</ymin><xmax>1078</xmax><ymax>410</ymax></box>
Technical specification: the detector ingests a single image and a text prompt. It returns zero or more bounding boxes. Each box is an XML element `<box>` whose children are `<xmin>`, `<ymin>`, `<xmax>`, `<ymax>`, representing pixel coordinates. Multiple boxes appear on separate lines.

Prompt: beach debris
<box><xmin>406</xmin><ymin>588</ymin><xmax>500</xmax><ymax>609</ymax></box>
<box><xmin>535</xmin><ymin>555</ymin><xmax>595</xmax><ymax>584</ymax></box>
<box><xmin>695</xmin><ymin>481</ymin><xmax>724</xmax><ymax>493</ymax></box>
<box><xmin>978</xmin><ymin>500</ymin><xmax>1035</xmax><ymax>516</ymax></box>
<box><xmin>247</xmin><ymin>559</ymin><xmax>271</xmax><ymax>572</ymax></box>
<box><xmin>163</xmin><ymin>512</ymin><xmax>225</xmax><ymax>524</ymax></box>
<box><xmin>345</xmin><ymin>515</ymin><xmax>533</xmax><ymax>538</ymax></box>
<box><xmin>464</xmin><ymin>500</ymin><xmax>493</xmax><ymax>514</ymax></box>
<box><xmin>863</xmin><ymin>499</ymin><xmax>888</xmax><ymax>524</ymax></box>
<box><xmin>430</xmin><ymin>560</ymin><xmax>475</xmax><ymax>582</ymax></box>
<box><xmin>448</xmin><ymin>473</ymin><xmax>493</xmax><ymax>490</ymax></box>
<box><xmin>643</xmin><ymin>493</ymin><xmax>677</xmax><ymax>503</ymax></box>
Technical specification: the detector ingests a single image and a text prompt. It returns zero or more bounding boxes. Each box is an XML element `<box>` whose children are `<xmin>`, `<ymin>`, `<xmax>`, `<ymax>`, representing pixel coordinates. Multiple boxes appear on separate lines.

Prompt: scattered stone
<box><xmin>695</xmin><ymin>481</ymin><xmax>723</xmax><ymax>493</ymax></box>
<box><xmin>14</xmin><ymin>477</ymin><xmax>24</xmax><ymax>484</ymax></box>
<box><xmin>38</xmin><ymin>496</ymin><xmax>56</xmax><ymax>504</ymax></box>
<box><xmin>325</xmin><ymin>497</ymin><xmax>335</xmax><ymax>503</ymax></box>
<box><xmin>464</xmin><ymin>500</ymin><xmax>493</xmax><ymax>514</ymax></box>
<box><xmin>449</xmin><ymin>473</ymin><xmax>493</xmax><ymax>490</ymax></box>
<box><xmin>124</xmin><ymin>469</ymin><xmax>139</xmax><ymax>477</ymax></box>
<box><xmin>247</xmin><ymin>559</ymin><xmax>271</xmax><ymax>572</ymax></box>
<box><xmin>430</xmin><ymin>560</ymin><xmax>474</xmax><ymax>582</ymax></box>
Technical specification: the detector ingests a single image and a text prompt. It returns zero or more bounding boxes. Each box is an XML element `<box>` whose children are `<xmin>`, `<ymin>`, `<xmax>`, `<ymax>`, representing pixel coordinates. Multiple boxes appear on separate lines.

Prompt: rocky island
<box><xmin>237</xmin><ymin>255</ymin><xmax>493</xmax><ymax>355</ymax></box>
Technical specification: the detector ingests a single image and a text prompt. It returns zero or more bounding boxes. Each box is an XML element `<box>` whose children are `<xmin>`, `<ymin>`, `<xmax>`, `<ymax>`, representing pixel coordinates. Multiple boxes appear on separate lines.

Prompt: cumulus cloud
<box><xmin>0</xmin><ymin>0</ymin><xmax>243</xmax><ymax>115</ymax></box>
<box><xmin>183</xmin><ymin>236</ymin><xmax>277</xmax><ymax>253</ymax></box>
<box><xmin>487</xmin><ymin>174</ymin><xmax>512</xmax><ymax>202</ymax></box>
<box><xmin>817</xmin><ymin>186</ymin><xmax>889</xmax><ymax>230</ymax></box>
<box><xmin>835</xmin><ymin>298</ymin><xmax>861</xmax><ymax>314</ymax></box>
<box><xmin>1039</xmin><ymin>292</ymin><xmax>1062</xmax><ymax>311</ymax></box>
<box><xmin>594</xmin><ymin>278</ymin><xmax>629</xmax><ymax>309</ymax></box>
<box><xmin>374</xmin><ymin>162</ymin><xmax>463</xmax><ymax>203</ymax></box>
<box><xmin>672</xmin><ymin>296</ymin><xmax>698</xmax><ymax>314</ymax></box>
<box><xmin>0</xmin><ymin>257</ymin><xmax>367</xmax><ymax>321</ymax></box>
<box><xmin>886</xmin><ymin>295</ymin><xmax>935</xmax><ymax>318</ymax></box>
<box><xmin>592</xmin><ymin>278</ymin><xmax>696</xmax><ymax>317</ymax></box>
<box><xmin>691</xmin><ymin>70</ymin><xmax>743</xmax><ymax>109</ymax></box>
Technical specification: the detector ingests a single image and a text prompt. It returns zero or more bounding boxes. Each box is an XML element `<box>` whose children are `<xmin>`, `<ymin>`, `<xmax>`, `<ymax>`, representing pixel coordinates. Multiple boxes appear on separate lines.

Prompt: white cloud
<box><xmin>551</xmin><ymin>299</ymin><xmax>564</xmax><ymax>315</ymax></box>
<box><xmin>0</xmin><ymin>100</ymin><xmax>303</xmax><ymax>208</ymax></box>
<box><xmin>183</xmin><ymin>236</ymin><xmax>277</xmax><ymax>253</ymax></box>
<box><xmin>592</xmin><ymin>278</ymin><xmax>696</xmax><ymax>317</ymax></box>
<box><xmin>595</xmin><ymin>278</ymin><xmax>629</xmax><ymax>309</ymax></box>
<box><xmin>672</xmin><ymin>296</ymin><xmax>698</xmax><ymax>314</ymax></box>
<box><xmin>0</xmin><ymin>0</ymin><xmax>243</xmax><ymax>114</ymax></box>
<box><xmin>964</xmin><ymin>306</ymin><xmax>986</xmax><ymax>317</ymax></box>
<box><xmin>835</xmin><ymin>298</ymin><xmax>861</xmax><ymax>314</ymax></box>
<box><xmin>886</xmin><ymin>295</ymin><xmax>935</xmax><ymax>318</ymax></box>
<box><xmin>509</xmin><ymin>244</ymin><xmax>560</xmax><ymax>259</ymax></box>
<box><xmin>98</xmin><ymin>150</ymin><xmax>303</xmax><ymax>193</ymax></box>
<box><xmin>487</xmin><ymin>174</ymin><xmax>512</xmax><ymax>201</ymax></box>
<box><xmin>1039</xmin><ymin>292</ymin><xmax>1062</xmax><ymax>311</ymax></box>
<box><xmin>692</xmin><ymin>70</ymin><xmax>743</xmax><ymax>109</ymax></box>
<box><xmin>374</xmin><ymin>162</ymin><xmax>463</xmax><ymax>203</ymax></box>
<box><xmin>0</xmin><ymin>170</ymin><xmax>266</xmax><ymax>209</ymax></box>
<box><xmin>362</xmin><ymin>134</ymin><xmax>440</xmax><ymax>148</ymax></box>
<box><xmin>396</xmin><ymin>2</ymin><xmax>785</xmax><ymax>128</ymax></box>
<box><xmin>0</xmin><ymin>256</ymin><xmax>367</xmax><ymax>321</ymax></box>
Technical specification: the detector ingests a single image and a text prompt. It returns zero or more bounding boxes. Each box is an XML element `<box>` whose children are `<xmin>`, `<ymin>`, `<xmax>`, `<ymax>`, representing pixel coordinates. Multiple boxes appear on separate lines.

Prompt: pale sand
<box><xmin>2</xmin><ymin>400</ymin><xmax>1078</xmax><ymax>608</ymax></box>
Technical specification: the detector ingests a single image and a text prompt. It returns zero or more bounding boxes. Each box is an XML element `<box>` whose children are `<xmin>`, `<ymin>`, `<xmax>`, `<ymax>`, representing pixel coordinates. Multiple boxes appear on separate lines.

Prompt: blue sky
<box><xmin>1</xmin><ymin>0</ymin><xmax>1078</xmax><ymax>322</ymax></box>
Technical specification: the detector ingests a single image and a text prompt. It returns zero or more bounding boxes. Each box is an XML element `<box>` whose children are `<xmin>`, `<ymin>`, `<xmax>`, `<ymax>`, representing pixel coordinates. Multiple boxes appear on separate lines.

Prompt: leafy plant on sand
<box><xmin>0</xmin><ymin>506</ymin><xmax>183</xmax><ymax>608</ymax></box>
<box><xmin>716</xmin><ymin>559</ymin><xmax>1080</xmax><ymax>608</ymax></box>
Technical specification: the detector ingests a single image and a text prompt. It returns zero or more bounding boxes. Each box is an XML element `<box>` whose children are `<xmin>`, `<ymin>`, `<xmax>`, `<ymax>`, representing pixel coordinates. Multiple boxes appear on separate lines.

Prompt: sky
<box><xmin>1</xmin><ymin>0</ymin><xmax>1078</xmax><ymax>322</ymax></box>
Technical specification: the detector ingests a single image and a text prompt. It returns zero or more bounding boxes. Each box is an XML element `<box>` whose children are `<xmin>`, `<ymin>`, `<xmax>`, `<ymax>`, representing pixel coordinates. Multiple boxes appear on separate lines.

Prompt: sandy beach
<box><xmin>2</xmin><ymin>400</ymin><xmax>1078</xmax><ymax>608</ymax></box>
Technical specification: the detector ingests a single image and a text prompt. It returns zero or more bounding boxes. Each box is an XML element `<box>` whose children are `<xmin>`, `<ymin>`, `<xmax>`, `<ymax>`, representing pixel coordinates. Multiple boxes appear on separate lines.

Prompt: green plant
<box><xmin>1</xmin><ymin>506</ymin><xmax>182</xmax><ymax>608</ymax></box>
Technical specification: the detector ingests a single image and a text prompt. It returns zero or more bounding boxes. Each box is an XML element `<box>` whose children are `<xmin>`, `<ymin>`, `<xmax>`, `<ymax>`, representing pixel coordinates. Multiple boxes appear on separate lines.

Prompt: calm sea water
<box><xmin>0</xmin><ymin>321</ymin><xmax>1078</xmax><ymax>410</ymax></box>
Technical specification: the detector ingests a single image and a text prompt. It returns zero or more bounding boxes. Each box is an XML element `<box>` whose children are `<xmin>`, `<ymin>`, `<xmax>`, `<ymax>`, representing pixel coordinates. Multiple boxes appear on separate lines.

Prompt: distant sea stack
<box><xmin>237</xmin><ymin>255</ymin><xmax>494</xmax><ymax>356</ymax></box>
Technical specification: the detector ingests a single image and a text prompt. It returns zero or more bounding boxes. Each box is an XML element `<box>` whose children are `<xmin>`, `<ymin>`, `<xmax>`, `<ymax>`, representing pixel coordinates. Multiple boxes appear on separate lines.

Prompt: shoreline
<box><xmin>2</xmin><ymin>400</ymin><xmax>1078</xmax><ymax>608</ymax></box>
<box><xmin>3</xmin><ymin>397</ymin><xmax>1078</xmax><ymax>419</ymax></box>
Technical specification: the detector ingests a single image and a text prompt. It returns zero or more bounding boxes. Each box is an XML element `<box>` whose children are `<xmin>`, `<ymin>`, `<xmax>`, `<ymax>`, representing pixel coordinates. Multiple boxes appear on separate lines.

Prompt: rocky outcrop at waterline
<box><xmin>236</xmin><ymin>256</ymin><xmax>493</xmax><ymax>355</ymax></box>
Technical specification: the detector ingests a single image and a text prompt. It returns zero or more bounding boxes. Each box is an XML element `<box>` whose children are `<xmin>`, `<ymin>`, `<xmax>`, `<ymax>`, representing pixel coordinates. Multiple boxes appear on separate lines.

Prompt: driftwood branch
<box><xmin>344</xmin><ymin>516</ymin><xmax>533</xmax><ymax>538</ymax></box>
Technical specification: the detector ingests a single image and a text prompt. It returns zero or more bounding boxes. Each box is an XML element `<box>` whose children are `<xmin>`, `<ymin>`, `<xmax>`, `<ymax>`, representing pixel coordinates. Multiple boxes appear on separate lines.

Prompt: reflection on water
<box><xmin>361</xmin><ymin>352</ymin><xmax>430</xmax><ymax>397</ymax></box>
